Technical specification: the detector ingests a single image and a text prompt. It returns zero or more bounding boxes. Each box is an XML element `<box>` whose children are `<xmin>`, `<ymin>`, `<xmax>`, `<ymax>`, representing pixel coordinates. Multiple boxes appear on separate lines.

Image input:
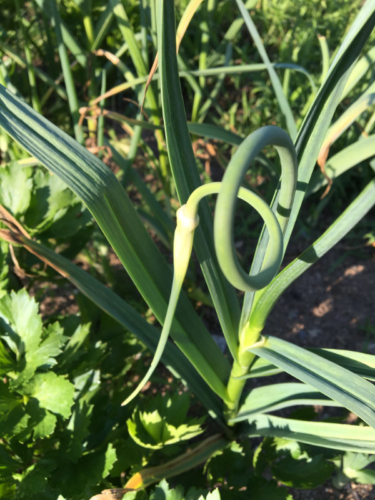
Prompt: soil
<box><xmin>266</xmin><ymin>246</ymin><xmax>375</xmax><ymax>353</ymax></box>
<box><xmin>293</xmin><ymin>483</ymin><xmax>375</xmax><ymax>500</ymax></box>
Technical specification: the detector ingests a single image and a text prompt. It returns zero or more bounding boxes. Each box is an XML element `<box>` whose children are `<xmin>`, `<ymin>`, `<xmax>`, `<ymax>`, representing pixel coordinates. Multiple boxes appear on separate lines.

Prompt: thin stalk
<box><xmin>191</xmin><ymin>0</ymin><xmax>215</xmax><ymax>121</ymax></box>
<box><xmin>49</xmin><ymin>0</ymin><xmax>84</xmax><ymax>144</ymax></box>
<box><xmin>15</xmin><ymin>0</ymin><xmax>41</xmax><ymax>113</ymax></box>
<box><xmin>140</xmin><ymin>0</ymin><xmax>150</xmax><ymax>67</ymax></box>
<box><xmin>97</xmin><ymin>71</ymin><xmax>106</xmax><ymax>159</ymax></box>
<box><xmin>82</xmin><ymin>0</ymin><xmax>97</xmax><ymax>137</ymax></box>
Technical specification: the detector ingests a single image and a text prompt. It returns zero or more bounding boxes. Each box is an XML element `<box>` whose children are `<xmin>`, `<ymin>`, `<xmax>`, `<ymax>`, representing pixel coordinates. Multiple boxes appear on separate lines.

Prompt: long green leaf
<box><xmin>318</xmin><ymin>90</ymin><xmax>375</xmax><ymax>167</ymax></box>
<box><xmin>341</xmin><ymin>45</ymin><xmax>375</xmax><ymax>100</ymax></box>
<box><xmin>308</xmin><ymin>135</ymin><xmax>375</xmax><ymax>194</ymax></box>
<box><xmin>248</xmin><ymin>336</ymin><xmax>375</xmax><ymax>428</ymax></box>
<box><xmin>158</xmin><ymin>0</ymin><xmax>241</xmax><ymax>360</ymax></box>
<box><xmin>184</xmin><ymin>63</ymin><xmax>316</xmax><ymax>92</ymax></box>
<box><xmin>92</xmin><ymin>1</ymin><xmax>114</xmax><ymax>51</ymax></box>
<box><xmin>242</xmin><ymin>415</ymin><xmax>375</xmax><ymax>453</ymax></box>
<box><xmin>0</xmin><ymin>84</ymin><xmax>230</xmax><ymax>401</ymax></box>
<box><xmin>232</xmin><ymin>383</ymin><xmax>340</xmax><ymax>421</ymax></box>
<box><xmin>239</xmin><ymin>348</ymin><xmax>375</xmax><ymax>381</ymax></box>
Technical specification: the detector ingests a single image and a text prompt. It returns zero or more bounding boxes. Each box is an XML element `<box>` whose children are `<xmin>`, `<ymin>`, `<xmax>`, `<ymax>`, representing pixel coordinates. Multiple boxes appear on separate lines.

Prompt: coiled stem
<box><xmin>123</xmin><ymin>125</ymin><xmax>298</xmax><ymax>417</ymax></box>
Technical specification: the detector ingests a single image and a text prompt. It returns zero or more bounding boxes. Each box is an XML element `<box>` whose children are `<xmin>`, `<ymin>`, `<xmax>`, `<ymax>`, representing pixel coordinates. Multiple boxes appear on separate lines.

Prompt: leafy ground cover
<box><xmin>0</xmin><ymin>0</ymin><xmax>375</xmax><ymax>499</ymax></box>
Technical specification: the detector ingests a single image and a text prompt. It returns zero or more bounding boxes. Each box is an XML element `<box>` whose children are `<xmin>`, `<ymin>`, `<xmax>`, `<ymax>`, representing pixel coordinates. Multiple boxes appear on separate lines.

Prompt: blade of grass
<box><xmin>107</xmin><ymin>141</ymin><xmax>174</xmax><ymax>238</ymax></box>
<box><xmin>198</xmin><ymin>43</ymin><xmax>232</xmax><ymax>123</ymax></box>
<box><xmin>92</xmin><ymin>1</ymin><xmax>114</xmax><ymax>51</ymax></box>
<box><xmin>318</xmin><ymin>35</ymin><xmax>330</xmax><ymax>84</ymax></box>
<box><xmin>109</xmin><ymin>0</ymin><xmax>169</xmax><ymax>185</ymax></box>
<box><xmin>98</xmin><ymin>107</ymin><xmax>244</xmax><ymax>145</ymax></box>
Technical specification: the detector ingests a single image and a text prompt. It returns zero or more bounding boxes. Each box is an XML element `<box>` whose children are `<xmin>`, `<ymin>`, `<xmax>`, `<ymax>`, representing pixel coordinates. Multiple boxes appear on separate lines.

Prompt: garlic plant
<box><xmin>0</xmin><ymin>0</ymin><xmax>375</xmax><ymax>492</ymax></box>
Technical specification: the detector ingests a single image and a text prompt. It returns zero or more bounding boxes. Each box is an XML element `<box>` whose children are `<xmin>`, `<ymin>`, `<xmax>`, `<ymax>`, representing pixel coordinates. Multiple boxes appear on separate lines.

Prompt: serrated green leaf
<box><xmin>127</xmin><ymin>394</ymin><xmax>205</xmax><ymax>449</ymax></box>
<box><xmin>55</xmin><ymin>444</ymin><xmax>117</xmax><ymax>496</ymax></box>
<box><xmin>63</xmin><ymin>400</ymin><xmax>93</xmax><ymax>461</ymax></box>
<box><xmin>0</xmin><ymin>161</ymin><xmax>32</xmax><ymax>215</ymax></box>
<box><xmin>0</xmin><ymin>443</ymin><xmax>20</xmax><ymax>478</ymax></box>
<box><xmin>247</xmin><ymin>477</ymin><xmax>293</xmax><ymax>500</ymax></box>
<box><xmin>0</xmin><ymin>340</ymin><xmax>15</xmax><ymax>374</ymax></box>
<box><xmin>58</xmin><ymin>322</ymin><xmax>90</xmax><ymax>368</ymax></box>
<box><xmin>271</xmin><ymin>454</ymin><xmax>334</xmax><ymax>489</ymax></box>
<box><xmin>205</xmin><ymin>442</ymin><xmax>247</xmax><ymax>489</ymax></box>
<box><xmin>1</xmin><ymin>295</ymin><xmax>66</xmax><ymax>387</ymax></box>
<box><xmin>24</xmin><ymin>170</ymin><xmax>76</xmax><ymax>231</ymax></box>
<box><xmin>110</xmin><ymin>438</ymin><xmax>144</xmax><ymax>477</ymax></box>
<box><xmin>24</xmin><ymin>399</ymin><xmax>57</xmax><ymax>440</ymax></box>
<box><xmin>0</xmin><ymin>404</ymin><xmax>29</xmax><ymax>439</ymax></box>
<box><xmin>128</xmin><ymin>411</ymin><xmax>204</xmax><ymax>450</ymax></box>
<box><xmin>0</xmin><ymin>380</ymin><xmax>20</xmax><ymax>414</ymax></box>
<box><xmin>35</xmin><ymin>322</ymin><xmax>66</xmax><ymax>369</ymax></box>
<box><xmin>199</xmin><ymin>491</ymin><xmax>220</xmax><ymax>500</ymax></box>
<box><xmin>150</xmin><ymin>480</ymin><xmax>184</xmax><ymax>500</ymax></box>
<box><xmin>0</xmin><ymin>289</ymin><xmax>42</xmax><ymax>358</ymax></box>
<box><xmin>22</xmin><ymin>372</ymin><xmax>74</xmax><ymax>418</ymax></box>
<box><xmin>13</xmin><ymin>460</ymin><xmax>56</xmax><ymax>500</ymax></box>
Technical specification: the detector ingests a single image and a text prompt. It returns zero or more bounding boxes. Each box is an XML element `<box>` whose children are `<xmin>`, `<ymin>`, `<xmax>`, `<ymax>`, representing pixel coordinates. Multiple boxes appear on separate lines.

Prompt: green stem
<box><xmin>225</xmin><ymin>325</ymin><xmax>263</xmax><ymax>421</ymax></box>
